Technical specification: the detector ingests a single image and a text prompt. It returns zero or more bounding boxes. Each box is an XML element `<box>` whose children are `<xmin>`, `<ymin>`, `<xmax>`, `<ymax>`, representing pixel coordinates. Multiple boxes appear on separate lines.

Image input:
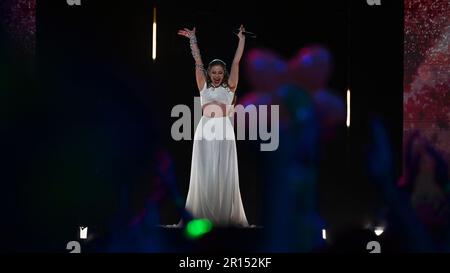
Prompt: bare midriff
<box><xmin>202</xmin><ymin>102</ymin><xmax>232</xmax><ymax>117</ymax></box>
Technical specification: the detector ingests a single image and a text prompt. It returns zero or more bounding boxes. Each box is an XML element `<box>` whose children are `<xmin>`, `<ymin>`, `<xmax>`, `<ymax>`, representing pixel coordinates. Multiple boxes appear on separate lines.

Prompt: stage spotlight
<box><xmin>374</xmin><ymin>226</ymin><xmax>384</xmax><ymax>236</ymax></box>
<box><xmin>185</xmin><ymin>219</ymin><xmax>213</xmax><ymax>239</ymax></box>
<box><xmin>322</xmin><ymin>229</ymin><xmax>327</xmax><ymax>240</ymax></box>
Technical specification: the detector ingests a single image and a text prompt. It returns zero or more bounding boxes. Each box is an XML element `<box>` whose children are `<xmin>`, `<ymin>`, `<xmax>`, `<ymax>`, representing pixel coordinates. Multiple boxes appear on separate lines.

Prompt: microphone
<box><xmin>233</xmin><ymin>29</ymin><xmax>257</xmax><ymax>38</ymax></box>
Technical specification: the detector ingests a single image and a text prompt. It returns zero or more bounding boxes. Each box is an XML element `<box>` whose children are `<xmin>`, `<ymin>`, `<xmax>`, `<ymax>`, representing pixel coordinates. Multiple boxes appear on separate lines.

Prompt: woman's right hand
<box><xmin>177</xmin><ymin>27</ymin><xmax>196</xmax><ymax>39</ymax></box>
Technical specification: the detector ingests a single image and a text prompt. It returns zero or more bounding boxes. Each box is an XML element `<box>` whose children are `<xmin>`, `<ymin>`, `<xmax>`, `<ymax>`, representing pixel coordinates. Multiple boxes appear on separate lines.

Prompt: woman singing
<box><xmin>177</xmin><ymin>25</ymin><xmax>248</xmax><ymax>227</ymax></box>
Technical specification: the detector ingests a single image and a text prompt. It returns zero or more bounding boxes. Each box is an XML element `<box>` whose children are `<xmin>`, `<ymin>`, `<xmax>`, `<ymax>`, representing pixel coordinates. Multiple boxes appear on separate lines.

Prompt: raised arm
<box><xmin>228</xmin><ymin>25</ymin><xmax>246</xmax><ymax>92</ymax></box>
<box><xmin>178</xmin><ymin>27</ymin><xmax>206</xmax><ymax>92</ymax></box>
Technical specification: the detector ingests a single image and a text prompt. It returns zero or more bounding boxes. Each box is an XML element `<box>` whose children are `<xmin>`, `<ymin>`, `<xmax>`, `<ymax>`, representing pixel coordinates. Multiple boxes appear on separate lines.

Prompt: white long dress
<box><xmin>184</xmin><ymin>83</ymin><xmax>248</xmax><ymax>227</ymax></box>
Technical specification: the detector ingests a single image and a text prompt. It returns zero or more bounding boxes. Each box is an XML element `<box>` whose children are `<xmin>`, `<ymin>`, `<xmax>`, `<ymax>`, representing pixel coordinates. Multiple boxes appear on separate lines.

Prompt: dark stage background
<box><xmin>1</xmin><ymin>0</ymin><xmax>403</xmax><ymax>251</ymax></box>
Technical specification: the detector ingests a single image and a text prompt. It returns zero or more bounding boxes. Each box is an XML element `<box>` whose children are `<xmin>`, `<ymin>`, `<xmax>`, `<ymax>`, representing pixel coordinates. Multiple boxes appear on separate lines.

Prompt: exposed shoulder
<box><xmin>200</xmin><ymin>82</ymin><xmax>207</xmax><ymax>93</ymax></box>
<box><xmin>227</xmin><ymin>81</ymin><xmax>237</xmax><ymax>93</ymax></box>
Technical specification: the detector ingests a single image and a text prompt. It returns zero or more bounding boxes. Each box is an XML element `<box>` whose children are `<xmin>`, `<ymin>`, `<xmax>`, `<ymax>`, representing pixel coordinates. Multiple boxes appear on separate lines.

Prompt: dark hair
<box><xmin>206</xmin><ymin>59</ymin><xmax>230</xmax><ymax>88</ymax></box>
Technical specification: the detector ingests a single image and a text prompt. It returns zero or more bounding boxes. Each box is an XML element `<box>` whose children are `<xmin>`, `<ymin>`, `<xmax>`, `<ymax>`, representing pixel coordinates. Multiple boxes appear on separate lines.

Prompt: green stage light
<box><xmin>185</xmin><ymin>219</ymin><xmax>213</xmax><ymax>239</ymax></box>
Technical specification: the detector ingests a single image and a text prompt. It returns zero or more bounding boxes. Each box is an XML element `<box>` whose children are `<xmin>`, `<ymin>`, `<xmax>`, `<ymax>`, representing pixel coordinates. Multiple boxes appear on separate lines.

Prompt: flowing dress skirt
<box><xmin>185</xmin><ymin>116</ymin><xmax>248</xmax><ymax>226</ymax></box>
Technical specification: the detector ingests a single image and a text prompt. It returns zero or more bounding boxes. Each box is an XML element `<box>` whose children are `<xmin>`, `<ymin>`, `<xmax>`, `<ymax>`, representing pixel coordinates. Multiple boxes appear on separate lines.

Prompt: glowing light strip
<box><xmin>152</xmin><ymin>7</ymin><xmax>157</xmax><ymax>60</ymax></box>
<box><xmin>346</xmin><ymin>89</ymin><xmax>350</xmax><ymax>128</ymax></box>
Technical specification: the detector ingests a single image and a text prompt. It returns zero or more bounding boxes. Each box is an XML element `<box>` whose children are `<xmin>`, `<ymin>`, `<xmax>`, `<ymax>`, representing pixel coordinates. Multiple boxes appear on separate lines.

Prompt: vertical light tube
<box><xmin>346</xmin><ymin>89</ymin><xmax>350</xmax><ymax>128</ymax></box>
<box><xmin>152</xmin><ymin>7</ymin><xmax>157</xmax><ymax>61</ymax></box>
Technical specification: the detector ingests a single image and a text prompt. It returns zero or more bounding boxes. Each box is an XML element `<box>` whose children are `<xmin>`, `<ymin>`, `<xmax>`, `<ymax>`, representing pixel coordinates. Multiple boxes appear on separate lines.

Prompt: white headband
<box><xmin>209</xmin><ymin>59</ymin><xmax>227</xmax><ymax>66</ymax></box>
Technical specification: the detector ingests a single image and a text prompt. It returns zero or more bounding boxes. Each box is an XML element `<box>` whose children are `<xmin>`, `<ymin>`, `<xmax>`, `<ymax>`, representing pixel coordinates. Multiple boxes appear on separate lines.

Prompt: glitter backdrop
<box><xmin>404</xmin><ymin>0</ymin><xmax>450</xmax><ymax>161</ymax></box>
<box><xmin>1</xmin><ymin>0</ymin><xmax>36</xmax><ymax>55</ymax></box>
